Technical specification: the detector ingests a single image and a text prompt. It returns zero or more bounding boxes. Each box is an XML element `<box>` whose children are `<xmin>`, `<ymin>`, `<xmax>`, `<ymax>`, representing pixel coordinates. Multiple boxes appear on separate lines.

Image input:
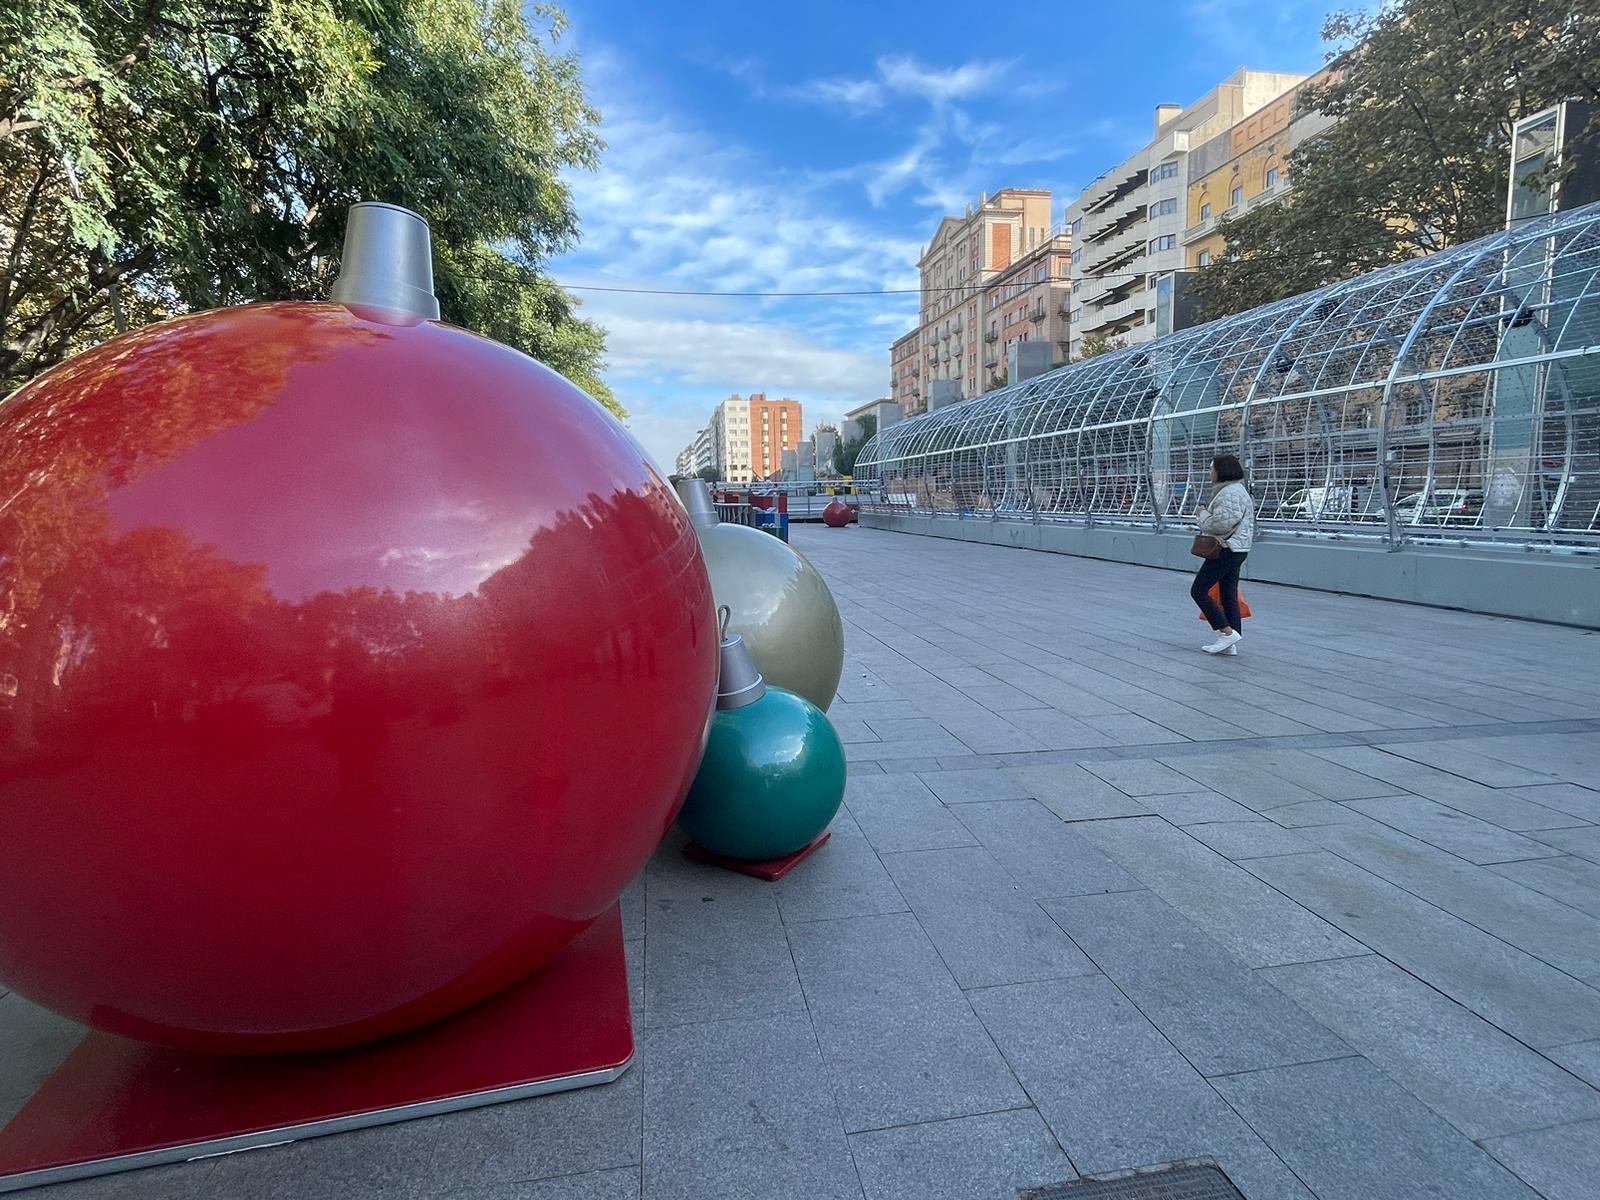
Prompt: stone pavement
<box><xmin>4</xmin><ymin>525</ymin><xmax>1600</xmax><ymax>1199</ymax></box>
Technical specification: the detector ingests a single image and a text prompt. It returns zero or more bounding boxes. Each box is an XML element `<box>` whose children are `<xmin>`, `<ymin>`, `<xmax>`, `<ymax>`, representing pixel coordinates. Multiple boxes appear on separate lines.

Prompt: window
<box><xmin>1036</xmin><ymin>265</ymin><xmax>1046</xmax><ymax>282</ymax></box>
<box><xmin>1230</xmin><ymin>185</ymin><xmax>1243</xmax><ymax>208</ymax></box>
<box><xmin>1150</xmin><ymin>161</ymin><xmax>1179</xmax><ymax>182</ymax></box>
<box><xmin>1072</xmin><ymin>247</ymin><xmax>1083</xmax><ymax>264</ymax></box>
<box><xmin>1200</xmin><ymin>202</ymin><xmax>1211</xmax><ymax>220</ymax></box>
<box><xmin>1266</xmin><ymin>167</ymin><xmax>1280</xmax><ymax>189</ymax></box>
<box><xmin>1149</xmin><ymin>198</ymin><xmax>1177</xmax><ymax>218</ymax></box>
<box><xmin>1197</xmin><ymin>250</ymin><xmax>1212</xmax><ymax>267</ymax></box>
<box><xmin>1149</xmin><ymin>235</ymin><xmax>1176</xmax><ymax>252</ymax></box>
<box><xmin>1071</xmin><ymin>217</ymin><xmax>1083</xmax><ymax>235</ymax></box>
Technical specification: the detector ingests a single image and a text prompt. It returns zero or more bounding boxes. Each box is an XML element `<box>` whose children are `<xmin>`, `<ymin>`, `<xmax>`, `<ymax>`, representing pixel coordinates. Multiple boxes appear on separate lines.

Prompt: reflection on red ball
<box><xmin>822</xmin><ymin>500</ymin><xmax>853</xmax><ymax>528</ymax></box>
<box><xmin>0</xmin><ymin>303</ymin><xmax>719</xmax><ymax>1053</ymax></box>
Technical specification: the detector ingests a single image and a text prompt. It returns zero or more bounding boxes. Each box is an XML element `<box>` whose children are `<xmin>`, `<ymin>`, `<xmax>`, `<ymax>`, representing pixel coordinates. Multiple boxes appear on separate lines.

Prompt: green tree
<box><xmin>695</xmin><ymin>465</ymin><xmax>719</xmax><ymax>483</ymax></box>
<box><xmin>1187</xmin><ymin>0</ymin><xmax>1600</xmax><ymax>321</ymax></box>
<box><xmin>833</xmin><ymin>414</ymin><xmax>876</xmax><ymax>476</ymax></box>
<box><xmin>0</xmin><ymin>0</ymin><xmax>621</xmax><ymax>415</ymax></box>
<box><xmin>1075</xmin><ymin>333</ymin><xmax>1126</xmax><ymax>361</ymax></box>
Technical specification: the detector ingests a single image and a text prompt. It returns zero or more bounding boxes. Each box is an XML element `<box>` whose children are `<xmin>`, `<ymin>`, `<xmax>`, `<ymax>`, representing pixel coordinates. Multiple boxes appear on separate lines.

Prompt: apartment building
<box><xmin>1184</xmin><ymin>67</ymin><xmax>1340</xmax><ymax>269</ymax></box>
<box><xmin>674</xmin><ymin>444</ymin><xmax>696</xmax><ymax>477</ymax></box>
<box><xmin>891</xmin><ymin>329</ymin><xmax>921</xmax><ymax>415</ymax></box>
<box><xmin>1064</xmin><ymin>69</ymin><xmax>1306</xmax><ymax>357</ymax></box>
<box><xmin>740</xmin><ymin>393</ymin><xmax>803</xmax><ymax>481</ymax></box>
<box><xmin>982</xmin><ymin>234</ymin><xmax>1073</xmax><ymax>390</ymax></box>
<box><xmin>906</xmin><ymin>188</ymin><xmax>1058</xmax><ymax>414</ymax></box>
<box><xmin>709</xmin><ymin>397</ymin><xmax>751</xmax><ymax>483</ymax></box>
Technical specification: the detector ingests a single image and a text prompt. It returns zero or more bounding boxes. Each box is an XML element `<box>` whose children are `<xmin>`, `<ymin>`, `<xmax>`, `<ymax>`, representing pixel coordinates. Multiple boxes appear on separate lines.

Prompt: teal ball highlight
<box><xmin>678</xmin><ymin>686</ymin><xmax>846</xmax><ymax>861</ymax></box>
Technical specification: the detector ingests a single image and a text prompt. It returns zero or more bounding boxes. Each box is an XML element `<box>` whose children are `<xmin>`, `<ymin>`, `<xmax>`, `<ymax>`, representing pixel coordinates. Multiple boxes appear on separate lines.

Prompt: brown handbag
<box><xmin>1190</xmin><ymin>534</ymin><xmax>1222</xmax><ymax>560</ymax></box>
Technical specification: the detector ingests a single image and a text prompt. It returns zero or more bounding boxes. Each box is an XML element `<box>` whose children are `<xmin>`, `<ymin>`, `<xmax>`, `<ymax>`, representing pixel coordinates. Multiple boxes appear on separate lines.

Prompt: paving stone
<box><xmin>642</xmin><ymin>1013</ymin><xmax>860</xmax><ymax>1200</ymax></box>
<box><xmin>1074</xmin><ymin>818</ymin><xmax>1365</xmax><ymax>968</ymax></box>
<box><xmin>1214</xmin><ymin>1056</ymin><xmax>1537</xmax><ymax>1200</ymax></box>
<box><xmin>971</xmin><ymin>976</ymin><xmax>1311</xmax><ymax>1200</ymax></box>
<box><xmin>774</xmin><ymin>812</ymin><xmax>907</xmax><ymax>924</ymax></box>
<box><xmin>1526</xmin><ymin>824</ymin><xmax>1600</xmax><ymax>863</ymax></box>
<box><xmin>1003</xmin><ymin>765</ymin><xmax>1152</xmax><ymax>822</ymax></box>
<box><xmin>1298</xmin><ymin>819</ymin><xmax>1600</xmax><ymax>980</ymax></box>
<box><xmin>0</xmin><ymin>990</ymin><xmax>85</xmax><ymax>1127</ymax></box>
<box><xmin>643</xmin><ymin>854</ymin><xmax>804</xmax><ymax>1028</ymax></box>
<box><xmin>1378</xmin><ymin>740</ymin><xmax>1565</xmax><ymax>787</ymax></box>
<box><xmin>1243</xmin><ymin>851</ymin><xmax>1600</xmax><ymax>1047</ymax></box>
<box><xmin>882</xmin><ymin>846</ymin><xmax>1099</xmax><ymax>989</ymax></box>
<box><xmin>1158</xmin><ymin>755</ymin><xmax>1324</xmax><ymax>812</ymax></box>
<box><xmin>210</xmin><ymin>1118</ymin><xmax>442</xmax><ymax>1199</ymax></box>
<box><xmin>1546</xmin><ymin>1040</ymin><xmax>1600</xmax><ymax>1089</ymax></box>
<box><xmin>1498</xmin><ymin>784</ymin><xmax>1600</xmax><ymax>824</ymax></box>
<box><xmin>949</xmin><ymin>714</ymin><xmax>1051</xmax><ymax>754</ymax></box>
<box><xmin>1490</xmin><ymin>854</ymin><xmax>1600</xmax><ymax>919</ymax></box>
<box><xmin>1081</xmin><ymin>713</ymin><xmax>1191</xmax><ymax>745</ymax></box>
<box><xmin>848</xmin><ymin>1108</ymin><xmax>1072</xmax><ymax>1200</ymax></box>
<box><xmin>845</xmin><ymin>779</ymin><xmax>977</xmax><ymax>854</ymax></box>
<box><xmin>949</xmin><ymin>799</ymin><xmax>1143</xmax><ymax>899</ymax></box>
<box><xmin>1343</xmin><ymin>795</ymin><xmax>1555</xmax><ymax>863</ymax></box>
<box><xmin>959</xmin><ymin>682</ymin><xmax>1052</xmax><ymax>713</ymax></box>
<box><xmin>828</xmin><ymin>715</ymin><xmax>882</xmax><ymax>744</ymax></box>
<box><xmin>918</xmin><ymin>768</ymin><xmax>1033</xmax><ymax>804</ymax></box>
<box><xmin>1139</xmin><ymin>792</ymin><xmax>1263</xmax><ymax>825</ymax></box>
<box><xmin>1045</xmin><ymin>891</ymin><xmax>1350</xmax><ymax>1077</ymax></box>
<box><xmin>1246</xmin><ymin>748</ymin><xmax>1406</xmax><ymax>800</ymax></box>
<box><xmin>25</xmin><ymin>1162</ymin><xmax>218</xmax><ymax>1199</ymax></box>
<box><xmin>1260</xmin><ymin>954</ymin><xmax>1600</xmax><ymax>1140</ymax></box>
<box><xmin>1183</xmin><ymin>821</ymin><xmax>1316</xmax><ymax>860</ymax></box>
<box><xmin>1002</xmin><ymin>709</ymin><xmax>1115</xmax><ymax>750</ymax></box>
<box><xmin>1081</xmin><ymin>759</ymin><xmax>1202</xmax><ymax>796</ymax></box>
<box><xmin>620</xmin><ymin>872</ymin><xmax>644</xmax><ymax>943</ymax></box>
<box><xmin>866</xmin><ymin>717</ymin><xmax>955</xmax><ymax>741</ymax></box>
<box><xmin>1312</xmin><ymin>746</ymin><xmax>1581</xmax><ymax>831</ymax></box>
<box><xmin>845</xmin><ymin>735</ymin><xmax>975</xmax><ymax>763</ymax></box>
<box><xmin>1262</xmin><ymin>799</ymin><xmax>1372</xmax><ymax>828</ymax></box>
<box><xmin>1483</xmin><ymin>1119</ymin><xmax>1600</xmax><ymax>1200</ymax></box>
<box><xmin>787</xmin><ymin>912</ymin><xmax>1027</xmax><ymax>1132</ymax></box>
<box><xmin>434</xmin><ymin>1168</ymin><xmax>640</xmax><ymax>1200</ymax></box>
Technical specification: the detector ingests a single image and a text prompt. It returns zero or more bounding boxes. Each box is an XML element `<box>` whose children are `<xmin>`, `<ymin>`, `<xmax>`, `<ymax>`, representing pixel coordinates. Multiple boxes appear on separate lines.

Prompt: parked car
<box><xmin>1392</xmin><ymin>488</ymin><xmax>1484</xmax><ymax>524</ymax></box>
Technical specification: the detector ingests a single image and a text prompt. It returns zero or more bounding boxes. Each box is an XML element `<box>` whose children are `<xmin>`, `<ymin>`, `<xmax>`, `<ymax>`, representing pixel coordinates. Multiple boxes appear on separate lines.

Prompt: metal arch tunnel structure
<box><xmin>853</xmin><ymin>202</ymin><xmax>1600</xmax><ymax>626</ymax></box>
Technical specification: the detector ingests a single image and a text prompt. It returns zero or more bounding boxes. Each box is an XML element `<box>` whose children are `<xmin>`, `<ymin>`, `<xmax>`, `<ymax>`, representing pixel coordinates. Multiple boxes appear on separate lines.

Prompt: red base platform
<box><xmin>683</xmin><ymin>831</ymin><xmax>832</xmax><ymax>881</ymax></box>
<box><xmin>0</xmin><ymin>906</ymin><xmax>632</xmax><ymax>1195</ymax></box>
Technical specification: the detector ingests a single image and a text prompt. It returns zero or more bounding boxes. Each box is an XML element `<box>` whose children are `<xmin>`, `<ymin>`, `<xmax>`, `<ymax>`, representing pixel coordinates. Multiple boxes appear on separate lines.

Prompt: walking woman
<box><xmin>1191</xmin><ymin>454</ymin><xmax>1254</xmax><ymax>655</ymax></box>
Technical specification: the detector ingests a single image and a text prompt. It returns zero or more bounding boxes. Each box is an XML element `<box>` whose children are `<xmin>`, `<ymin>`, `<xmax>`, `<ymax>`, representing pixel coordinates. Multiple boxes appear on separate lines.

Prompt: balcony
<box><xmin>1030</xmin><ymin>303</ymin><xmax>1046</xmax><ymax>322</ymax></box>
<box><xmin>1184</xmin><ymin>211</ymin><xmax>1219</xmax><ymax>243</ymax></box>
<box><xmin>984</xmin><ymin>328</ymin><xmax>998</xmax><ymax>343</ymax></box>
<box><xmin>1078</xmin><ymin>165</ymin><xmax>1147</xmax><ymax>217</ymax></box>
<box><xmin>1082</xmin><ymin>197</ymin><xmax>1145</xmax><ymax>246</ymax></box>
<box><xmin>1083</xmin><ymin>224</ymin><xmax>1148</xmax><ymax>276</ymax></box>
<box><xmin>941</xmin><ymin>349</ymin><xmax>951</xmax><ymax>362</ymax></box>
<box><xmin>984</xmin><ymin>355</ymin><xmax>999</xmax><ymax>369</ymax></box>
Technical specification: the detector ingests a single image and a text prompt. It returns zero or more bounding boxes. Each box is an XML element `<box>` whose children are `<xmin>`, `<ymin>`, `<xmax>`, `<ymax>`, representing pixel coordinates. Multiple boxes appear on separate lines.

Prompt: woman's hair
<box><xmin>1212</xmin><ymin>453</ymin><xmax>1246</xmax><ymax>483</ymax></box>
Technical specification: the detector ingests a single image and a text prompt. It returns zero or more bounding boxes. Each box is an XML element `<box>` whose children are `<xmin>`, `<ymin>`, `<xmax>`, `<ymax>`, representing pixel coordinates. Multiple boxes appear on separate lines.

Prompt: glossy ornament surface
<box><xmin>0</xmin><ymin>302</ymin><xmax>719</xmax><ymax>1054</ymax></box>
<box><xmin>691</xmin><ymin>520</ymin><xmax>844</xmax><ymax>711</ymax></box>
<box><xmin>822</xmin><ymin>501</ymin><xmax>852</xmax><ymax>528</ymax></box>
<box><xmin>677</xmin><ymin>687</ymin><xmax>846</xmax><ymax>862</ymax></box>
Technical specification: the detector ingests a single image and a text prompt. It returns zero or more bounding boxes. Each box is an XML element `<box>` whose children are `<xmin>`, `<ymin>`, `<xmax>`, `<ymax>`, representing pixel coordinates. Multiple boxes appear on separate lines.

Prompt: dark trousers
<box><xmin>1192</xmin><ymin>549</ymin><xmax>1248</xmax><ymax>632</ymax></box>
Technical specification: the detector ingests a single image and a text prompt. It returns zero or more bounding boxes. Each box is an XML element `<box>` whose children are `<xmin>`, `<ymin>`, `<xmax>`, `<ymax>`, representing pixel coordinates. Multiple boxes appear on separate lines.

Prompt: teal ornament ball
<box><xmin>678</xmin><ymin>686</ymin><xmax>847</xmax><ymax>861</ymax></box>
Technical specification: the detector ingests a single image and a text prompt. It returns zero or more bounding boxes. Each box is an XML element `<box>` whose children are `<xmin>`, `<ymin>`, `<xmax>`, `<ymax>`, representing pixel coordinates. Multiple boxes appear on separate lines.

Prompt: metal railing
<box><xmin>854</xmin><ymin>201</ymin><xmax>1600</xmax><ymax>553</ymax></box>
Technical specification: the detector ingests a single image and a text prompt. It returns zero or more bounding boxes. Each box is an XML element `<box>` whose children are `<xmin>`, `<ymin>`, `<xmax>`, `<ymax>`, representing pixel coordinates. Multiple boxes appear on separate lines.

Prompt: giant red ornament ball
<box><xmin>822</xmin><ymin>500</ymin><xmax>853</xmax><ymax>528</ymax></box>
<box><xmin>0</xmin><ymin>302</ymin><xmax>719</xmax><ymax>1054</ymax></box>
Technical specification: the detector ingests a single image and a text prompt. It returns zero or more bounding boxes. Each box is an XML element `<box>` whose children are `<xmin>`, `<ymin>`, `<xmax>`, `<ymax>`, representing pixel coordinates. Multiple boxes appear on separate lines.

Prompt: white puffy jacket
<box><xmin>1198</xmin><ymin>480</ymin><xmax>1255</xmax><ymax>551</ymax></box>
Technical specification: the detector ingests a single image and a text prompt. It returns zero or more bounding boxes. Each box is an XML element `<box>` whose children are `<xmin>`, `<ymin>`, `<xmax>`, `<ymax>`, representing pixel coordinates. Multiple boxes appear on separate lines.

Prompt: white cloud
<box><xmin>786</xmin><ymin>55</ymin><xmax>1013</xmax><ymax>116</ymax></box>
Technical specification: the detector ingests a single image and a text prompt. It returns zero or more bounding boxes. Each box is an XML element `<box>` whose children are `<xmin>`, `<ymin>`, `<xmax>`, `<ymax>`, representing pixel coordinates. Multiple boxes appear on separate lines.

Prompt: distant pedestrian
<box><xmin>1190</xmin><ymin>454</ymin><xmax>1254</xmax><ymax>656</ymax></box>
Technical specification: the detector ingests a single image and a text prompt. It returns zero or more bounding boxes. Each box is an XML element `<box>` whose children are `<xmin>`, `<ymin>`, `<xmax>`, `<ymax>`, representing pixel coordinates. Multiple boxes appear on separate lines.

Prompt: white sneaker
<box><xmin>1203</xmin><ymin>631</ymin><xmax>1242</xmax><ymax>655</ymax></box>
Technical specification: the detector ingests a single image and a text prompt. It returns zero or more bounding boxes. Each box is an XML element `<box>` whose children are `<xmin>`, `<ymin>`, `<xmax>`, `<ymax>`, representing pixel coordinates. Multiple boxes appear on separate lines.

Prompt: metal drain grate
<box><xmin>1022</xmin><ymin>1162</ymin><xmax>1246</xmax><ymax>1200</ymax></box>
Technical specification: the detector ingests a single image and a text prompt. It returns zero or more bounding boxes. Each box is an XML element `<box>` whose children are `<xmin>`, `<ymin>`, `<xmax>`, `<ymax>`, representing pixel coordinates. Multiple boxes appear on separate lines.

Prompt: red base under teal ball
<box><xmin>677</xmin><ymin>687</ymin><xmax>846</xmax><ymax>862</ymax></box>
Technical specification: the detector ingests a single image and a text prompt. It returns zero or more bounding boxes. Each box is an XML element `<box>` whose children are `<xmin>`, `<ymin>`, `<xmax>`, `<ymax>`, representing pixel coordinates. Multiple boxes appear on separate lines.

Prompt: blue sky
<box><xmin>552</xmin><ymin>1</ymin><xmax>1335</xmax><ymax>471</ymax></box>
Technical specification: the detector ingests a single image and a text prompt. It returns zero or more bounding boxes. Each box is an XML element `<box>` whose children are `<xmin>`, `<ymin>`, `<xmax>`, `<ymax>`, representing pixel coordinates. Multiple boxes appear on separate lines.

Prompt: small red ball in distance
<box><xmin>0</xmin><ymin>303</ymin><xmax>719</xmax><ymax>1054</ymax></box>
<box><xmin>822</xmin><ymin>500</ymin><xmax>853</xmax><ymax>528</ymax></box>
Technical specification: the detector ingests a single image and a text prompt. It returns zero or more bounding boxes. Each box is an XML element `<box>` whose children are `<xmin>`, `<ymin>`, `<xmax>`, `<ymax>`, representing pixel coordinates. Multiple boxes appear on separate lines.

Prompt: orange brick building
<box><xmin>747</xmin><ymin>393</ymin><xmax>802</xmax><ymax>479</ymax></box>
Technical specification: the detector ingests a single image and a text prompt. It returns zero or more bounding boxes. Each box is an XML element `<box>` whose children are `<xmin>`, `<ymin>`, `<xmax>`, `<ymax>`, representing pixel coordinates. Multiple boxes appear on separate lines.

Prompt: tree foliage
<box><xmin>0</xmin><ymin>0</ymin><xmax>620</xmax><ymax>414</ymax></box>
<box><xmin>834</xmin><ymin>413</ymin><xmax>876</xmax><ymax>476</ymax></box>
<box><xmin>1187</xmin><ymin>0</ymin><xmax>1600</xmax><ymax>322</ymax></box>
<box><xmin>1075</xmin><ymin>333</ymin><xmax>1126</xmax><ymax>361</ymax></box>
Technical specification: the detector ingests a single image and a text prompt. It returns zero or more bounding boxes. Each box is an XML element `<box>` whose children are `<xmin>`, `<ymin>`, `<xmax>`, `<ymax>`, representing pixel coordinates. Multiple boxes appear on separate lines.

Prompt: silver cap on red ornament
<box><xmin>330</xmin><ymin>202</ymin><xmax>441</xmax><ymax>320</ymax></box>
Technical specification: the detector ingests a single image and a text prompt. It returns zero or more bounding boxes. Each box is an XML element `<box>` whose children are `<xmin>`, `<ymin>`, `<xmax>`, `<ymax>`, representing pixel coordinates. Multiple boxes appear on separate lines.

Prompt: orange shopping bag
<box><xmin>1197</xmin><ymin>584</ymin><xmax>1252</xmax><ymax>620</ymax></box>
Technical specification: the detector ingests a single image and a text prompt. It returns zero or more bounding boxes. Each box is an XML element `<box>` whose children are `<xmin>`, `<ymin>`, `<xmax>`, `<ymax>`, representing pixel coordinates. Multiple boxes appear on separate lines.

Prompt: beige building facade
<box><xmin>983</xmin><ymin>235</ymin><xmax>1072</xmax><ymax>390</ymax></box>
<box><xmin>890</xmin><ymin>188</ymin><xmax>1062</xmax><ymax>417</ymax></box>
<box><xmin>1064</xmin><ymin>68</ymin><xmax>1305</xmax><ymax>356</ymax></box>
<box><xmin>1184</xmin><ymin>67</ymin><xmax>1340</xmax><ymax>268</ymax></box>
